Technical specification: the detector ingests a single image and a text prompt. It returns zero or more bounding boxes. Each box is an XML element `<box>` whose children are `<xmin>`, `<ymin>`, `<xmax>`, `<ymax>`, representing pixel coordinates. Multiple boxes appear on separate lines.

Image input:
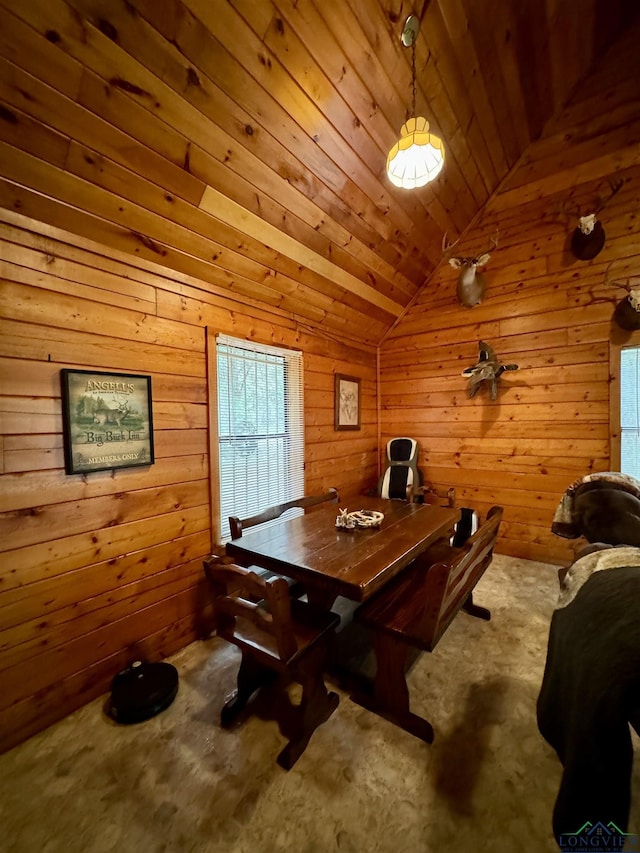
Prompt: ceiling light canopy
<box><xmin>387</xmin><ymin>15</ymin><xmax>444</xmax><ymax>189</ymax></box>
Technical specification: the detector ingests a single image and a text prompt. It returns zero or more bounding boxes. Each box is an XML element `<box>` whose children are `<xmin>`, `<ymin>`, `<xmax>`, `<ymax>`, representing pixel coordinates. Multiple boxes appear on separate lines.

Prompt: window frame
<box><xmin>609</xmin><ymin>329</ymin><xmax>640</xmax><ymax>472</ymax></box>
<box><xmin>207</xmin><ymin>330</ymin><xmax>304</xmax><ymax>544</ymax></box>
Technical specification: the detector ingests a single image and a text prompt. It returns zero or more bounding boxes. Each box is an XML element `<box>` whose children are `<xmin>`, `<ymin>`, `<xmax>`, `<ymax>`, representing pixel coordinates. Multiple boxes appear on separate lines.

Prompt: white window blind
<box><xmin>620</xmin><ymin>346</ymin><xmax>640</xmax><ymax>478</ymax></box>
<box><xmin>216</xmin><ymin>335</ymin><xmax>304</xmax><ymax>541</ymax></box>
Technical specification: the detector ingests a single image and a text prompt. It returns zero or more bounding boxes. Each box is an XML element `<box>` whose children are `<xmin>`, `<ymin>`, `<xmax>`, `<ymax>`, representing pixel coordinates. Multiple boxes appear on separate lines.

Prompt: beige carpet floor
<box><xmin>1</xmin><ymin>554</ymin><xmax>639</xmax><ymax>853</ymax></box>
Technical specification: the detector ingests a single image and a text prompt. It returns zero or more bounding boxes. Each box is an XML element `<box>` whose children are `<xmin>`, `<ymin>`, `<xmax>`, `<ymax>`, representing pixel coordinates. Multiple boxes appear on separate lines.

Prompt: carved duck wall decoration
<box><xmin>462</xmin><ymin>341</ymin><xmax>519</xmax><ymax>400</ymax></box>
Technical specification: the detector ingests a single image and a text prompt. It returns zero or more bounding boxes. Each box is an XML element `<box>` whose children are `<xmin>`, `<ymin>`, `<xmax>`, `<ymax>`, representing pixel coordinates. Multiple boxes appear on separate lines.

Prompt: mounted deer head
<box><xmin>563</xmin><ymin>178</ymin><xmax>623</xmax><ymax>260</ymax></box>
<box><xmin>443</xmin><ymin>231</ymin><xmax>499</xmax><ymax>308</ymax></box>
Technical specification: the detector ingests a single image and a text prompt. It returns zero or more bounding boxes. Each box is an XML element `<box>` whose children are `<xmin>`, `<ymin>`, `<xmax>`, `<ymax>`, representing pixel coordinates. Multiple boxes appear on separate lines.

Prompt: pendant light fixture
<box><xmin>386</xmin><ymin>14</ymin><xmax>445</xmax><ymax>189</ymax></box>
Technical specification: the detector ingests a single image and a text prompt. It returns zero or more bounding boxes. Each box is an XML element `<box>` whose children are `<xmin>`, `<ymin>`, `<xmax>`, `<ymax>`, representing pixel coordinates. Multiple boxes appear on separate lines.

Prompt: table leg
<box><xmin>304</xmin><ymin>587</ymin><xmax>338</xmax><ymax>611</ymax></box>
<box><xmin>350</xmin><ymin>633</ymin><xmax>434</xmax><ymax>743</ymax></box>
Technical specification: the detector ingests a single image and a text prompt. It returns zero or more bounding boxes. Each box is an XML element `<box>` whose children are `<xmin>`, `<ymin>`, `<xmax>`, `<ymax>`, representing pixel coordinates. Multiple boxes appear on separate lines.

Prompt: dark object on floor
<box><xmin>537</xmin><ymin>561</ymin><xmax>640</xmax><ymax>848</ymax></box>
<box><xmin>107</xmin><ymin>660</ymin><xmax>179</xmax><ymax>724</ymax></box>
<box><xmin>351</xmin><ymin>506</ymin><xmax>503</xmax><ymax>742</ymax></box>
<box><xmin>203</xmin><ymin>557</ymin><xmax>340</xmax><ymax>770</ymax></box>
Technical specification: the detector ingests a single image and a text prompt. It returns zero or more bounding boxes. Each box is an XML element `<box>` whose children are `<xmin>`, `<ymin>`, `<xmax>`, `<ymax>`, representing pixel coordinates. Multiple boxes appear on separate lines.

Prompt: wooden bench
<box><xmin>228</xmin><ymin>488</ymin><xmax>339</xmax><ymax>596</ymax></box>
<box><xmin>351</xmin><ymin>505</ymin><xmax>503</xmax><ymax>742</ymax></box>
<box><xmin>228</xmin><ymin>488</ymin><xmax>339</xmax><ymax>539</ymax></box>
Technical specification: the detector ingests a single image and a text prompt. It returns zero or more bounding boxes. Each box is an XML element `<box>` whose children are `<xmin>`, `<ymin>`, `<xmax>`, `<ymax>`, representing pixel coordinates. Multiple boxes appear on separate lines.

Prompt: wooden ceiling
<box><xmin>0</xmin><ymin>0</ymin><xmax>638</xmax><ymax>346</ymax></box>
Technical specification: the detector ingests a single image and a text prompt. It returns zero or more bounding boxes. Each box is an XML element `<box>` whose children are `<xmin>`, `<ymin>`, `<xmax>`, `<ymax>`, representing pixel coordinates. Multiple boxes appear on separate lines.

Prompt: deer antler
<box><xmin>480</xmin><ymin>228</ymin><xmax>499</xmax><ymax>256</ymax></box>
<box><xmin>594</xmin><ymin>178</ymin><xmax>623</xmax><ymax>214</ymax></box>
<box><xmin>557</xmin><ymin>178</ymin><xmax>624</xmax><ymax>223</ymax></box>
<box><xmin>609</xmin><ymin>277</ymin><xmax>640</xmax><ymax>293</ymax></box>
<box><xmin>553</xmin><ymin>197</ymin><xmax>582</xmax><ymax>221</ymax></box>
<box><xmin>441</xmin><ymin>232</ymin><xmax>460</xmax><ymax>256</ymax></box>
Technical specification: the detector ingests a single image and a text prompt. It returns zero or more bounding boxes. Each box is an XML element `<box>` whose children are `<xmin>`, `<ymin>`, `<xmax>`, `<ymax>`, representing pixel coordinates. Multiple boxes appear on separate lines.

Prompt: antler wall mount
<box><xmin>560</xmin><ymin>178</ymin><xmax>624</xmax><ymax>261</ymax></box>
<box><xmin>612</xmin><ymin>281</ymin><xmax>640</xmax><ymax>331</ymax></box>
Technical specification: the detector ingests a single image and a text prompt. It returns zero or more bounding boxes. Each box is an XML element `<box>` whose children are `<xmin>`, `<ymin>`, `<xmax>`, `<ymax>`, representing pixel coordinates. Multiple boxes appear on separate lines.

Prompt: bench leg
<box><xmin>462</xmin><ymin>591</ymin><xmax>491</xmax><ymax>621</ymax></box>
<box><xmin>350</xmin><ymin>634</ymin><xmax>434</xmax><ymax>744</ymax></box>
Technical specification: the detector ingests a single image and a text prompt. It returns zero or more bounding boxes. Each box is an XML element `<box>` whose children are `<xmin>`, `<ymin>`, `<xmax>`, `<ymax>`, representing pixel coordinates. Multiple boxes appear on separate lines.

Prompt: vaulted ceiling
<box><xmin>0</xmin><ymin>0</ymin><xmax>638</xmax><ymax>346</ymax></box>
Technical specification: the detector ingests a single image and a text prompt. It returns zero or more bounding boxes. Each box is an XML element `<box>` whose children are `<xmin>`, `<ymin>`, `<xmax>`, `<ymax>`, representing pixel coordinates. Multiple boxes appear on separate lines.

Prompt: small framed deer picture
<box><xmin>334</xmin><ymin>373</ymin><xmax>361</xmax><ymax>431</ymax></box>
<box><xmin>60</xmin><ymin>369</ymin><xmax>154</xmax><ymax>474</ymax></box>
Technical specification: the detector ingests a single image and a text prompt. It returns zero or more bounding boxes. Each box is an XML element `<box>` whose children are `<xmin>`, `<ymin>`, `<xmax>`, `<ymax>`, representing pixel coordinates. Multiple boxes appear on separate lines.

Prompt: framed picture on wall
<box><xmin>334</xmin><ymin>373</ymin><xmax>361</xmax><ymax>431</ymax></box>
<box><xmin>60</xmin><ymin>369</ymin><xmax>155</xmax><ymax>474</ymax></box>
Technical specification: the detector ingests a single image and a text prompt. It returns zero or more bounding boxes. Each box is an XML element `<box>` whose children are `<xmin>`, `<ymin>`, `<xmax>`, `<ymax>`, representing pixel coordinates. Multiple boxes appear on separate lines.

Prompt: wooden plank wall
<box><xmin>380</xmin><ymin>181</ymin><xmax>640</xmax><ymax>564</ymax></box>
<box><xmin>0</xmin><ymin>211</ymin><xmax>377</xmax><ymax>753</ymax></box>
<box><xmin>379</xmin><ymin>35</ymin><xmax>640</xmax><ymax>566</ymax></box>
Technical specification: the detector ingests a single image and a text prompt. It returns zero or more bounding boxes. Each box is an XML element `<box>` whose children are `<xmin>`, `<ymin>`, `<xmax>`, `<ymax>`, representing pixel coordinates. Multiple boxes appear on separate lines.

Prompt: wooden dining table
<box><xmin>225</xmin><ymin>496</ymin><xmax>460</xmax><ymax>609</ymax></box>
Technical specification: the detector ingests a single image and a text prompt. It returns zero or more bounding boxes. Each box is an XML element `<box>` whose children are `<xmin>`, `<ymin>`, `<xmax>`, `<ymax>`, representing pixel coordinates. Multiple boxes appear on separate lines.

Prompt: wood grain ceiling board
<box><xmin>0</xmin><ymin>0</ymin><xmax>637</xmax><ymax>346</ymax></box>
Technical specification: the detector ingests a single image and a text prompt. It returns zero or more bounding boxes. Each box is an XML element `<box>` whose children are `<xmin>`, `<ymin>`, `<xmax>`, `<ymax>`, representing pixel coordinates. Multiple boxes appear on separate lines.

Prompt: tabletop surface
<box><xmin>225</xmin><ymin>497</ymin><xmax>460</xmax><ymax>602</ymax></box>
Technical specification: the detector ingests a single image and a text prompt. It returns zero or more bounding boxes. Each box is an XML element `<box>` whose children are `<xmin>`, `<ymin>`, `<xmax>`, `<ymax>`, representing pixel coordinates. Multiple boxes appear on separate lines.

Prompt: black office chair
<box><xmin>377</xmin><ymin>436</ymin><xmax>476</xmax><ymax>544</ymax></box>
<box><xmin>377</xmin><ymin>437</ymin><xmax>423</xmax><ymax>500</ymax></box>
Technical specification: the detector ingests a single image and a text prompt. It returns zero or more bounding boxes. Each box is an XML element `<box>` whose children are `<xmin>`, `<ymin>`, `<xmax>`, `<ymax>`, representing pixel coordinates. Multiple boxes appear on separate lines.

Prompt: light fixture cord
<box><xmin>411</xmin><ymin>39</ymin><xmax>417</xmax><ymax>119</ymax></box>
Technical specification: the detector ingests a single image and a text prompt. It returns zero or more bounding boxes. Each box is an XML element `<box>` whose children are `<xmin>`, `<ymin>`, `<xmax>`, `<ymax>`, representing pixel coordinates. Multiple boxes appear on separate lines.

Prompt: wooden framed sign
<box><xmin>60</xmin><ymin>369</ymin><xmax>155</xmax><ymax>474</ymax></box>
<box><xmin>334</xmin><ymin>373</ymin><xmax>361</xmax><ymax>431</ymax></box>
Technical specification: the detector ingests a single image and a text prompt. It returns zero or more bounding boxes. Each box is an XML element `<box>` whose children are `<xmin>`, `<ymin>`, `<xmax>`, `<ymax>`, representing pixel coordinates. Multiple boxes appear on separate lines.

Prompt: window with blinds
<box><xmin>620</xmin><ymin>345</ymin><xmax>640</xmax><ymax>478</ymax></box>
<box><xmin>216</xmin><ymin>335</ymin><xmax>304</xmax><ymax>541</ymax></box>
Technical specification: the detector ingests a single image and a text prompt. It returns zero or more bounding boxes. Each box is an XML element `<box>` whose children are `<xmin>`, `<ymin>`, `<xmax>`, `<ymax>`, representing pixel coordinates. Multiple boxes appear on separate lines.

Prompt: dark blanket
<box><xmin>537</xmin><ymin>565</ymin><xmax>640</xmax><ymax>848</ymax></box>
<box><xmin>551</xmin><ymin>472</ymin><xmax>640</xmax><ymax>544</ymax></box>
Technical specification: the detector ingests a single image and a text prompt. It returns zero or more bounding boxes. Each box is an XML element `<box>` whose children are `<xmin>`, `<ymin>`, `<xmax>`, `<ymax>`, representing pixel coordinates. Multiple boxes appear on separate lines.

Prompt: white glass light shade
<box><xmin>386</xmin><ymin>116</ymin><xmax>445</xmax><ymax>189</ymax></box>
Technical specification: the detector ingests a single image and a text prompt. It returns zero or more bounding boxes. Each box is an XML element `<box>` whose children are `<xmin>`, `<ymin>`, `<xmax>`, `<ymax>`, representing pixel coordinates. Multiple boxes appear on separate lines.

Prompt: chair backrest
<box><xmin>451</xmin><ymin>506</ymin><xmax>478</xmax><ymax>546</ymax></box>
<box><xmin>204</xmin><ymin>559</ymin><xmax>298</xmax><ymax>664</ymax></box>
<box><xmin>229</xmin><ymin>487</ymin><xmax>339</xmax><ymax>539</ymax></box>
<box><xmin>378</xmin><ymin>437</ymin><xmax>423</xmax><ymax>500</ymax></box>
